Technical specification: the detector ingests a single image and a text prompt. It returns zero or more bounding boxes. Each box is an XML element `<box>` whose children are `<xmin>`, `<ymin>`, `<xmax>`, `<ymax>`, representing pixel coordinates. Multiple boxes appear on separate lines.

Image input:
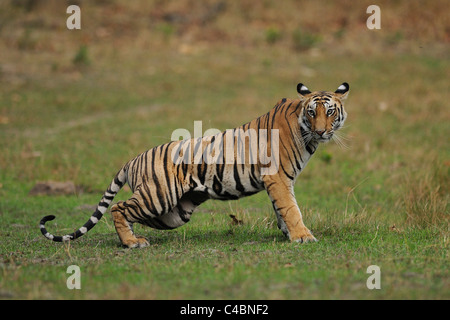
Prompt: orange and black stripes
<box><xmin>39</xmin><ymin>82</ymin><xmax>349</xmax><ymax>246</ymax></box>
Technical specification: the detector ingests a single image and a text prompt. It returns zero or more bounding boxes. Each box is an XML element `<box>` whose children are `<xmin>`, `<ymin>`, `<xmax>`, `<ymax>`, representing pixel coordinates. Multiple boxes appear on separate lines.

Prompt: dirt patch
<box><xmin>29</xmin><ymin>181</ymin><xmax>82</xmax><ymax>196</ymax></box>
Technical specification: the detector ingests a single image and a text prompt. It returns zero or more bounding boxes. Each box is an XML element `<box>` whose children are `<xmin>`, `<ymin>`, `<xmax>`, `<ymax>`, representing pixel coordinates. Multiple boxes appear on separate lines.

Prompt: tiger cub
<box><xmin>40</xmin><ymin>82</ymin><xmax>349</xmax><ymax>248</ymax></box>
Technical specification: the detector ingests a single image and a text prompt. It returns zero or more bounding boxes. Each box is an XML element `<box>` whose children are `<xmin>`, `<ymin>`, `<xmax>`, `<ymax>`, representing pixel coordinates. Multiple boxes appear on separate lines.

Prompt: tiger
<box><xmin>39</xmin><ymin>82</ymin><xmax>349</xmax><ymax>248</ymax></box>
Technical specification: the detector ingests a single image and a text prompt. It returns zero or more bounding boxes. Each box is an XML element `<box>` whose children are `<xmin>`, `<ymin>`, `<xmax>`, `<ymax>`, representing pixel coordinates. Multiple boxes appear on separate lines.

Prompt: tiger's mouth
<box><xmin>313</xmin><ymin>131</ymin><xmax>333</xmax><ymax>142</ymax></box>
<box><xmin>317</xmin><ymin>136</ymin><xmax>332</xmax><ymax>143</ymax></box>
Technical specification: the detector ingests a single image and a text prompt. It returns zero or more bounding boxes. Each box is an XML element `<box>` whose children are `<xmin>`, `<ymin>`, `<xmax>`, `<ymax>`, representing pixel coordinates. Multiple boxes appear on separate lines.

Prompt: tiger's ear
<box><xmin>335</xmin><ymin>82</ymin><xmax>349</xmax><ymax>100</ymax></box>
<box><xmin>297</xmin><ymin>83</ymin><xmax>312</xmax><ymax>99</ymax></box>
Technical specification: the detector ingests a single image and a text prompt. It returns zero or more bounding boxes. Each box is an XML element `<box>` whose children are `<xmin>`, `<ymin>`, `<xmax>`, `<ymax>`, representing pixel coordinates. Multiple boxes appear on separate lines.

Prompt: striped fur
<box><xmin>39</xmin><ymin>82</ymin><xmax>349</xmax><ymax>247</ymax></box>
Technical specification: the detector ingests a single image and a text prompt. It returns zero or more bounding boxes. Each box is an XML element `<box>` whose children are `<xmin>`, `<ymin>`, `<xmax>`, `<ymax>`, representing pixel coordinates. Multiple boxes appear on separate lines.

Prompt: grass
<box><xmin>1</xmin><ymin>200</ymin><xmax>447</xmax><ymax>299</ymax></box>
<box><xmin>0</xmin><ymin>0</ymin><xmax>449</xmax><ymax>300</ymax></box>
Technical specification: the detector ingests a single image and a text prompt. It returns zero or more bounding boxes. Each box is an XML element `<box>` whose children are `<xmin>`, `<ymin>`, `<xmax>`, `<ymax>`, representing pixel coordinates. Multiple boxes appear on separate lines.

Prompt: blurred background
<box><xmin>0</xmin><ymin>0</ymin><xmax>448</xmax><ymax>226</ymax></box>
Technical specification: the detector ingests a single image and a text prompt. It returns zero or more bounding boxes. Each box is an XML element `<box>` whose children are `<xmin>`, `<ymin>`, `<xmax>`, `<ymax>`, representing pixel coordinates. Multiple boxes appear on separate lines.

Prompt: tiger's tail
<box><xmin>39</xmin><ymin>165</ymin><xmax>129</xmax><ymax>243</ymax></box>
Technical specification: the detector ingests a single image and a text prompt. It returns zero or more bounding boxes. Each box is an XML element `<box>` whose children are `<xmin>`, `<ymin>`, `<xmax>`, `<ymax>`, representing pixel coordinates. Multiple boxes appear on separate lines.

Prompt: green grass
<box><xmin>0</xmin><ymin>1</ymin><xmax>449</xmax><ymax>300</ymax></box>
<box><xmin>1</xmin><ymin>193</ymin><xmax>447</xmax><ymax>299</ymax></box>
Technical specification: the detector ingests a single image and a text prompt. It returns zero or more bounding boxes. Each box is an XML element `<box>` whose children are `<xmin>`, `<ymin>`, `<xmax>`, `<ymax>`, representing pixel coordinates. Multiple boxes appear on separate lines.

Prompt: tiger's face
<box><xmin>297</xmin><ymin>82</ymin><xmax>349</xmax><ymax>143</ymax></box>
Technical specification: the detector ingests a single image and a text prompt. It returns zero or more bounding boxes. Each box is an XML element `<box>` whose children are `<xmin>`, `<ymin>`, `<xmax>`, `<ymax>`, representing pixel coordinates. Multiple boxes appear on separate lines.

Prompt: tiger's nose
<box><xmin>315</xmin><ymin>130</ymin><xmax>326</xmax><ymax>136</ymax></box>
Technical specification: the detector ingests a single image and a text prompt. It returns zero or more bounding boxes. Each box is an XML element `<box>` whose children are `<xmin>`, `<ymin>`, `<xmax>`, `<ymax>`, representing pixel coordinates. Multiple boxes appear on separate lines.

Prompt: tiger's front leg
<box><xmin>264</xmin><ymin>176</ymin><xmax>317</xmax><ymax>243</ymax></box>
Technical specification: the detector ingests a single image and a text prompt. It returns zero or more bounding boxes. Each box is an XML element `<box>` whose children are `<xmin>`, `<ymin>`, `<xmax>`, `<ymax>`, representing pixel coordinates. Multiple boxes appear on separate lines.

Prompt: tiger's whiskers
<box><xmin>332</xmin><ymin>131</ymin><xmax>350</xmax><ymax>149</ymax></box>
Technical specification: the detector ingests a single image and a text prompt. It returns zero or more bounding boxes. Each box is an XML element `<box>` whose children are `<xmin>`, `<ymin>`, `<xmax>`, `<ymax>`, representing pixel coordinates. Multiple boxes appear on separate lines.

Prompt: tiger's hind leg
<box><xmin>111</xmin><ymin>201</ymin><xmax>149</xmax><ymax>248</ymax></box>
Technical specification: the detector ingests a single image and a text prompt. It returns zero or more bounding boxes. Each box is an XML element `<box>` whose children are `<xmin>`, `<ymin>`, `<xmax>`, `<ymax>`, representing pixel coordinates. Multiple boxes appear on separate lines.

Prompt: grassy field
<box><xmin>0</xmin><ymin>0</ymin><xmax>449</xmax><ymax>300</ymax></box>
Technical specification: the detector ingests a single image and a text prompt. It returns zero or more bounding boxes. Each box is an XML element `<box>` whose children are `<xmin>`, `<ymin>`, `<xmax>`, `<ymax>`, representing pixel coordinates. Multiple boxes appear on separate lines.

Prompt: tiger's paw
<box><xmin>293</xmin><ymin>232</ymin><xmax>318</xmax><ymax>244</ymax></box>
<box><xmin>122</xmin><ymin>236</ymin><xmax>150</xmax><ymax>249</ymax></box>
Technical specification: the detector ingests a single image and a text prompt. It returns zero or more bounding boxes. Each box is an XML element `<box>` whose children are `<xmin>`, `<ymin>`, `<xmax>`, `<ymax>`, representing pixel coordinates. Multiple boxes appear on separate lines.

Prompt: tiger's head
<box><xmin>297</xmin><ymin>82</ymin><xmax>349</xmax><ymax>143</ymax></box>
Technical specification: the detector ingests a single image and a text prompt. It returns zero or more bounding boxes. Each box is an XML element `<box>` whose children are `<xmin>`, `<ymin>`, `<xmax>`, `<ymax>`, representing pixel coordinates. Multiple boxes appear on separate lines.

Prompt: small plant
<box><xmin>292</xmin><ymin>28</ymin><xmax>321</xmax><ymax>51</ymax></box>
<box><xmin>320</xmin><ymin>151</ymin><xmax>333</xmax><ymax>164</ymax></box>
<box><xmin>73</xmin><ymin>45</ymin><xmax>90</xmax><ymax>66</ymax></box>
<box><xmin>265</xmin><ymin>27</ymin><xmax>282</xmax><ymax>44</ymax></box>
<box><xmin>155</xmin><ymin>22</ymin><xmax>175</xmax><ymax>41</ymax></box>
<box><xmin>334</xmin><ymin>27</ymin><xmax>346</xmax><ymax>39</ymax></box>
<box><xmin>385</xmin><ymin>31</ymin><xmax>404</xmax><ymax>45</ymax></box>
<box><xmin>402</xmin><ymin>167</ymin><xmax>449</xmax><ymax>229</ymax></box>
